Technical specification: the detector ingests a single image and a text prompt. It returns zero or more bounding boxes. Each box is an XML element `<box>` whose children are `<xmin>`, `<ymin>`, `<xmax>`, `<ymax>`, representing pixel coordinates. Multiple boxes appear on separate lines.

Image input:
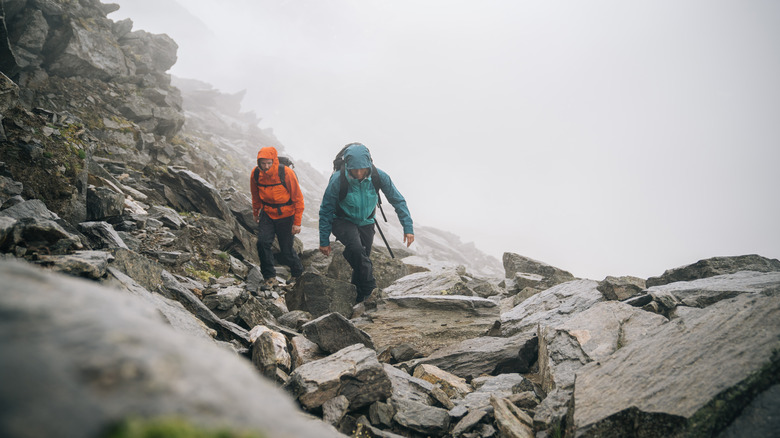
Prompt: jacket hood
<box><xmin>257</xmin><ymin>147</ymin><xmax>279</xmax><ymax>161</ymax></box>
<box><xmin>343</xmin><ymin>144</ymin><xmax>373</xmax><ymax>170</ymax></box>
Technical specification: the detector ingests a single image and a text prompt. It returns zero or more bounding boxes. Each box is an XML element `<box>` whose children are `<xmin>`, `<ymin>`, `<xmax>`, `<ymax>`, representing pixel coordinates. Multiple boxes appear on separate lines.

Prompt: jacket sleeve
<box><xmin>286</xmin><ymin>168</ymin><xmax>305</xmax><ymax>227</ymax></box>
<box><xmin>250</xmin><ymin>167</ymin><xmax>261</xmax><ymax>217</ymax></box>
<box><xmin>376</xmin><ymin>168</ymin><xmax>414</xmax><ymax>235</ymax></box>
<box><xmin>318</xmin><ymin>172</ymin><xmax>342</xmax><ymax>247</ymax></box>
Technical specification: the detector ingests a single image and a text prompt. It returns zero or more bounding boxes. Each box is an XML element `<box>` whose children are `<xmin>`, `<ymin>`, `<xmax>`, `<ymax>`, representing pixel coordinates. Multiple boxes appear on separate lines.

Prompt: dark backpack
<box><xmin>253</xmin><ymin>156</ymin><xmax>294</xmax><ymax>214</ymax></box>
<box><xmin>332</xmin><ymin>144</ymin><xmax>384</xmax><ymax>219</ymax></box>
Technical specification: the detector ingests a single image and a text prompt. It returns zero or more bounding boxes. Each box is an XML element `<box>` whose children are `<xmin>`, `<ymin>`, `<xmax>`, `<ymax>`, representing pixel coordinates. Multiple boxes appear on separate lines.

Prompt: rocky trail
<box><xmin>1</xmin><ymin>1</ymin><xmax>779</xmax><ymax>437</ymax></box>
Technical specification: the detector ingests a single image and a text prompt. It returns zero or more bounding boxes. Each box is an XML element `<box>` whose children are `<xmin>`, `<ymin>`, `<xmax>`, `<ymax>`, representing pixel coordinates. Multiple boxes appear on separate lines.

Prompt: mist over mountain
<box><xmin>1</xmin><ymin>2</ymin><xmax>779</xmax><ymax>438</ymax></box>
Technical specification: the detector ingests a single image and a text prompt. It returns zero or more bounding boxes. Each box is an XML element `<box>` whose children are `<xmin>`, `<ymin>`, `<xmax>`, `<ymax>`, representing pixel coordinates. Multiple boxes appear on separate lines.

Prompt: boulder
<box><xmin>355</xmin><ymin>294</ymin><xmax>500</xmax><ymax>358</ymax></box>
<box><xmin>412</xmin><ymin>364</ymin><xmax>471</xmax><ymax>399</ymax></box>
<box><xmin>301</xmin><ymin>312</ymin><xmax>375</xmax><ymax>354</ymax></box>
<box><xmin>382</xmin><ymin>269</ymin><xmax>477</xmax><ymax>297</ymax></box>
<box><xmin>597</xmin><ymin>275</ymin><xmax>646</xmax><ymax>301</ymax></box>
<box><xmin>286</xmin><ymin>271</ymin><xmax>356</xmax><ymax>319</ymax></box>
<box><xmin>502</xmin><ymin>252</ymin><xmax>576</xmax><ymax>289</ymax></box>
<box><xmin>250</xmin><ymin>325</ymin><xmax>292</xmax><ymax>379</ymax></box>
<box><xmin>78</xmin><ymin>221</ymin><xmax>128</xmax><ymax>249</ymax></box>
<box><xmin>500</xmin><ymin>279</ymin><xmax>604</xmax><ymax>337</ymax></box>
<box><xmin>640</xmin><ymin>271</ymin><xmax>780</xmax><ymax>314</ymax></box>
<box><xmin>0</xmin><ymin>259</ymin><xmax>343</xmax><ymax>438</ymax></box>
<box><xmin>284</xmin><ymin>344</ymin><xmax>392</xmax><ymax>411</ymax></box>
<box><xmin>538</xmin><ymin>301</ymin><xmax>667</xmax><ymax>394</ymax></box>
<box><xmin>37</xmin><ymin>250</ymin><xmax>113</xmax><ymax>279</ymax></box>
<box><xmin>404</xmin><ymin>331</ymin><xmax>538</xmax><ymax>381</ymax></box>
<box><xmin>86</xmin><ymin>185</ymin><xmax>125</xmax><ymax>220</ymax></box>
<box><xmin>573</xmin><ymin>292</ymin><xmax>780</xmax><ymax>437</ymax></box>
<box><xmin>646</xmin><ymin>254</ymin><xmax>780</xmax><ymax>287</ymax></box>
<box><xmin>47</xmin><ymin>17</ymin><xmax>129</xmax><ymax>80</ymax></box>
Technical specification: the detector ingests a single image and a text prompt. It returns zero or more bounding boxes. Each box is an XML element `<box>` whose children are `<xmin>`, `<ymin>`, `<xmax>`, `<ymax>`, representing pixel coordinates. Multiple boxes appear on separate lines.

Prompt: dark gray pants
<box><xmin>332</xmin><ymin>217</ymin><xmax>376</xmax><ymax>301</ymax></box>
<box><xmin>256</xmin><ymin>214</ymin><xmax>303</xmax><ymax>280</ymax></box>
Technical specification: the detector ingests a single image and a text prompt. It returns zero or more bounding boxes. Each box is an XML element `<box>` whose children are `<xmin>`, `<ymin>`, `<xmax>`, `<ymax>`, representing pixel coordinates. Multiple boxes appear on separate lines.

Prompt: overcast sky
<box><xmin>110</xmin><ymin>0</ymin><xmax>780</xmax><ymax>280</ymax></box>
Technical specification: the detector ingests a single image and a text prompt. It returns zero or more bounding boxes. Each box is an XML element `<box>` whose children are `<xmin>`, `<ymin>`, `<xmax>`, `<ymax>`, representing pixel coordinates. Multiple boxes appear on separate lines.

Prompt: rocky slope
<box><xmin>1</xmin><ymin>2</ymin><xmax>779</xmax><ymax>438</ymax></box>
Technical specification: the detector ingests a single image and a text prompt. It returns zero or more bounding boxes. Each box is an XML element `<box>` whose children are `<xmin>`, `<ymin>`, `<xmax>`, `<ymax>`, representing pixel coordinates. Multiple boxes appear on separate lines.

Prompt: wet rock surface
<box><xmin>1</xmin><ymin>2</ymin><xmax>778</xmax><ymax>437</ymax></box>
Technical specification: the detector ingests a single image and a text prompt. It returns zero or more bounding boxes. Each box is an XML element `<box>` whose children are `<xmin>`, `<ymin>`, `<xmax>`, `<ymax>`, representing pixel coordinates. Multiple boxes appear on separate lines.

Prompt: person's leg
<box><xmin>332</xmin><ymin>218</ymin><xmax>375</xmax><ymax>301</ymax></box>
<box><xmin>256</xmin><ymin>213</ymin><xmax>277</xmax><ymax>279</ymax></box>
<box><xmin>356</xmin><ymin>222</ymin><xmax>377</xmax><ymax>300</ymax></box>
<box><xmin>274</xmin><ymin>215</ymin><xmax>304</xmax><ymax>278</ymax></box>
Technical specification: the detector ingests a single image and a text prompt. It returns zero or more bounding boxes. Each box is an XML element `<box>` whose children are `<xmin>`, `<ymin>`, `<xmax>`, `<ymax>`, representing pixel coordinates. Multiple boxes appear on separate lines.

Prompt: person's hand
<box><xmin>319</xmin><ymin>246</ymin><xmax>332</xmax><ymax>256</ymax></box>
<box><xmin>292</xmin><ymin>225</ymin><xmax>302</xmax><ymax>235</ymax></box>
<box><xmin>404</xmin><ymin>234</ymin><xmax>415</xmax><ymax>247</ymax></box>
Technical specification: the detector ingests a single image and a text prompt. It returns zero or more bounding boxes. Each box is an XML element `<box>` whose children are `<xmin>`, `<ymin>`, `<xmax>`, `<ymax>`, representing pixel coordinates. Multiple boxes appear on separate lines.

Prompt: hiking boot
<box><xmin>261</xmin><ymin>277</ymin><xmax>278</xmax><ymax>291</ymax></box>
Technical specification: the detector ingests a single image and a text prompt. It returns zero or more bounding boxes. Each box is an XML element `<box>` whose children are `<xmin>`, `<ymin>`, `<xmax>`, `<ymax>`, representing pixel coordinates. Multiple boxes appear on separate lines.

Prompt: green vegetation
<box><xmin>105</xmin><ymin>417</ymin><xmax>267</xmax><ymax>438</ymax></box>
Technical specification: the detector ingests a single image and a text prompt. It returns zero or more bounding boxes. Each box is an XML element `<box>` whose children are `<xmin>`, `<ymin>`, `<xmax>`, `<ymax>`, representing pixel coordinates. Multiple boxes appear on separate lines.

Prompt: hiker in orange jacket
<box><xmin>250</xmin><ymin>147</ymin><xmax>304</xmax><ymax>287</ymax></box>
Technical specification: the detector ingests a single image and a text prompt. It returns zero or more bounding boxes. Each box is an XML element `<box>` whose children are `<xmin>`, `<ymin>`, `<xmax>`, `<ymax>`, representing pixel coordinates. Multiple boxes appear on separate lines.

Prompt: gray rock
<box><xmin>597</xmin><ymin>275</ymin><xmax>646</xmax><ymax>301</ymax></box>
<box><xmin>37</xmin><ymin>250</ymin><xmax>113</xmax><ymax>279</ymax></box>
<box><xmin>158</xmin><ymin>167</ymin><xmax>257</xmax><ymax>261</ymax></box>
<box><xmin>644</xmin><ymin>271</ymin><xmax>780</xmax><ymax>313</ymax></box>
<box><xmin>284</xmin><ymin>344</ymin><xmax>392</xmax><ymax>410</ymax></box>
<box><xmin>390</xmin><ymin>397</ymin><xmax>450</xmax><ymax>436</ymax></box>
<box><xmin>148</xmin><ymin>205</ymin><xmax>184</xmax><ymax>230</ymax></box>
<box><xmin>573</xmin><ymin>292</ymin><xmax>780</xmax><ymax>437</ymax></box>
<box><xmin>404</xmin><ymin>331</ymin><xmax>538</xmax><ymax>381</ymax></box>
<box><xmin>286</xmin><ymin>271</ymin><xmax>356</xmax><ymax>319</ymax></box>
<box><xmin>278</xmin><ymin>309</ymin><xmax>312</xmax><ymax>331</ymax></box>
<box><xmin>355</xmin><ymin>294</ymin><xmax>500</xmax><ymax>359</ymax></box>
<box><xmin>290</xmin><ymin>335</ymin><xmax>327</xmax><ymax>369</ymax></box>
<box><xmin>47</xmin><ymin>18</ymin><xmax>129</xmax><ymax>80</ymax></box>
<box><xmin>302</xmin><ymin>312</ymin><xmax>375</xmax><ymax>354</ymax></box>
<box><xmin>491</xmin><ymin>394</ymin><xmax>534</xmax><ymax>438</ymax></box>
<box><xmin>323</xmin><ymin>395</ymin><xmax>351</xmax><ymax>426</ymax></box>
<box><xmin>0</xmin><ymin>259</ymin><xmax>343</xmax><ymax>438</ymax></box>
<box><xmin>455</xmin><ymin>373</ymin><xmax>531</xmax><ymax>413</ymax></box>
<box><xmin>78</xmin><ymin>221</ymin><xmax>128</xmax><ymax>249</ymax></box>
<box><xmin>0</xmin><ymin>72</ymin><xmax>20</xmax><ymax>113</ymax></box>
<box><xmin>717</xmin><ymin>383</ymin><xmax>780</xmax><ymax>438</ymax></box>
<box><xmin>158</xmin><ymin>269</ymin><xmax>250</xmax><ymax>347</ymax></box>
<box><xmin>7</xmin><ymin>216</ymin><xmax>83</xmax><ymax>254</ymax></box>
<box><xmin>0</xmin><ymin>198</ymin><xmax>59</xmax><ymax>220</ymax></box>
<box><xmin>500</xmin><ymin>279</ymin><xmax>604</xmax><ymax>337</ymax></box>
<box><xmin>646</xmin><ymin>254</ymin><xmax>780</xmax><ymax>287</ymax></box>
<box><xmin>382</xmin><ymin>269</ymin><xmax>477</xmax><ymax>297</ymax></box>
<box><xmin>538</xmin><ymin>301</ymin><xmax>667</xmax><ymax>394</ymax></box>
<box><xmin>503</xmin><ymin>252</ymin><xmax>576</xmax><ymax>289</ymax></box>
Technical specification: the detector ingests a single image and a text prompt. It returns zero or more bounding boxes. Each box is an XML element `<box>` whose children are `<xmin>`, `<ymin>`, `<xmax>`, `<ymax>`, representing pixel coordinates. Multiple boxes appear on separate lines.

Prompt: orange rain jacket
<box><xmin>250</xmin><ymin>147</ymin><xmax>304</xmax><ymax>226</ymax></box>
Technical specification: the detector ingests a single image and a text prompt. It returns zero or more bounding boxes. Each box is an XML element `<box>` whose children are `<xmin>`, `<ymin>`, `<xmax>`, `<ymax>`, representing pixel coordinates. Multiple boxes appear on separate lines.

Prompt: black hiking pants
<box><xmin>256</xmin><ymin>213</ymin><xmax>303</xmax><ymax>280</ymax></box>
<box><xmin>332</xmin><ymin>217</ymin><xmax>376</xmax><ymax>302</ymax></box>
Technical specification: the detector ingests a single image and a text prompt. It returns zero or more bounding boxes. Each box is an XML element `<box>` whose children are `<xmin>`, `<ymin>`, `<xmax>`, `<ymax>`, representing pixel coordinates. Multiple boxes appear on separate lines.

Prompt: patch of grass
<box><xmin>104</xmin><ymin>417</ymin><xmax>267</xmax><ymax>438</ymax></box>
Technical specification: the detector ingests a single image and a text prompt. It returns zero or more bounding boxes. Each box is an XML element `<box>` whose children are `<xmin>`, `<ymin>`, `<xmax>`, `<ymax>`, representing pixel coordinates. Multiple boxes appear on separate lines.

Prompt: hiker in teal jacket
<box><xmin>319</xmin><ymin>143</ymin><xmax>414</xmax><ymax>302</ymax></box>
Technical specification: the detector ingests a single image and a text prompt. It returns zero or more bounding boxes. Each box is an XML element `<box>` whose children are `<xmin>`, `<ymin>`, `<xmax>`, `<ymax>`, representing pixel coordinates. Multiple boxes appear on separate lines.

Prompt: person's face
<box><xmin>349</xmin><ymin>168</ymin><xmax>369</xmax><ymax>181</ymax></box>
<box><xmin>259</xmin><ymin>158</ymin><xmax>273</xmax><ymax>172</ymax></box>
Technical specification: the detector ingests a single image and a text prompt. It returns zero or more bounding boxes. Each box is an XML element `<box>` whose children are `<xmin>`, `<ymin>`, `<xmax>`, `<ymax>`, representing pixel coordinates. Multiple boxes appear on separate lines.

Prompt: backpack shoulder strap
<box><xmin>338</xmin><ymin>168</ymin><xmax>348</xmax><ymax>201</ymax></box>
<box><xmin>253</xmin><ymin>167</ymin><xmax>260</xmax><ymax>186</ymax></box>
<box><xmin>278</xmin><ymin>164</ymin><xmax>287</xmax><ymax>191</ymax></box>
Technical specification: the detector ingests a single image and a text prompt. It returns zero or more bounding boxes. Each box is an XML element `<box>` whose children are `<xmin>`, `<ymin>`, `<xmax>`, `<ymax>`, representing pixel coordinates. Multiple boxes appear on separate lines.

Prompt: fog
<box><xmin>110</xmin><ymin>0</ymin><xmax>780</xmax><ymax>280</ymax></box>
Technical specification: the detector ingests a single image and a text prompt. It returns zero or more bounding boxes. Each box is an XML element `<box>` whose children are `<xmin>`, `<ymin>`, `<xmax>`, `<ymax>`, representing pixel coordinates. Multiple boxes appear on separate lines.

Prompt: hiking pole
<box><xmin>374</xmin><ymin>220</ymin><xmax>395</xmax><ymax>259</ymax></box>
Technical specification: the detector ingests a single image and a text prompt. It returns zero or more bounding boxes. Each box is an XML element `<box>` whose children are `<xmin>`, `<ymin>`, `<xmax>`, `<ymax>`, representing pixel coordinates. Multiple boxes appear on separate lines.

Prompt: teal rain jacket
<box><xmin>319</xmin><ymin>144</ymin><xmax>413</xmax><ymax>247</ymax></box>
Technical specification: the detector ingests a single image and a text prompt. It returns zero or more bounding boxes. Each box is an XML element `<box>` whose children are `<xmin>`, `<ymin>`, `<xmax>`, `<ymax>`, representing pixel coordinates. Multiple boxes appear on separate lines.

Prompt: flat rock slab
<box><xmin>500</xmin><ymin>280</ymin><xmax>604</xmax><ymax>336</ymax></box>
<box><xmin>573</xmin><ymin>292</ymin><xmax>780</xmax><ymax>437</ymax></box>
<box><xmin>646</xmin><ymin>270</ymin><xmax>780</xmax><ymax>310</ymax></box>
<box><xmin>355</xmin><ymin>294</ymin><xmax>500</xmax><ymax>357</ymax></box>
